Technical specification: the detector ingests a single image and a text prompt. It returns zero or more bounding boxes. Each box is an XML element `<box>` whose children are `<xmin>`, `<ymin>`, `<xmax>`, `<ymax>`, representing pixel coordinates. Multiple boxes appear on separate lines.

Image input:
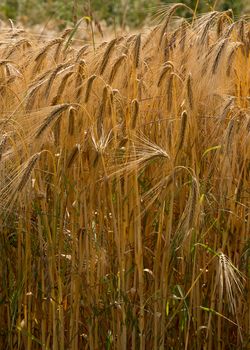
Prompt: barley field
<box><xmin>0</xmin><ymin>4</ymin><xmax>249</xmax><ymax>350</ymax></box>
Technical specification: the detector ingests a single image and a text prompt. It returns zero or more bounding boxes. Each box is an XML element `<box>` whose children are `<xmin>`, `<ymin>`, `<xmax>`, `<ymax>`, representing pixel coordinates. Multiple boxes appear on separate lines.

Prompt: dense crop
<box><xmin>0</xmin><ymin>5</ymin><xmax>249</xmax><ymax>349</ymax></box>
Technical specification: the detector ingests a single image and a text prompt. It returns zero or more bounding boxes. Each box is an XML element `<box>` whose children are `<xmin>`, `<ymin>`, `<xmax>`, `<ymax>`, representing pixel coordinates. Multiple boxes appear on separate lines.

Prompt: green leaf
<box><xmin>166</xmin><ymin>301</ymin><xmax>169</xmax><ymax>316</ymax></box>
<box><xmin>64</xmin><ymin>17</ymin><xmax>85</xmax><ymax>51</ymax></box>
<box><xmin>202</xmin><ymin>145</ymin><xmax>221</xmax><ymax>159</ymax></box>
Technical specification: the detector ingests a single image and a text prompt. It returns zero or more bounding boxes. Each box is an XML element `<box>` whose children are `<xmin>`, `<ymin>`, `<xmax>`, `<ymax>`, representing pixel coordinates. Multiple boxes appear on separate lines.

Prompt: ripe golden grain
<box><xmin>131</xmin><ymin>99</ymin><xmax>139</xmax><ymax>129</ymax></box>
<box><xmin>99</xmin><ymin>38</ymin><xmax>117</xmax><ymax>75</ymax></box>
<box><xmin>17</xmin><ymin>153</ymin><xmax>40</xmax><ymax>192</ymax></box>
<box><xmin>84</xmin><ymin>74</ymin><xmax>97</xmax><ymax>103</ymax></box>
<box><xmin>133</xmin><ymin>34</ymin><xmax>141</xmax><ymax>69</ymax></box>
<box><xmin>52</xmin><ymin>71</ymin><xmax>74</xmax><ymax>105</ymax></box>
<box><xmin>109</xmin><ymin>54</ymin><xmax>127</xmax><ymax>85</ymax></box>
<box><xmin>35</xmin><ymin>104</ymin><xmax>70</xmax><ymax>139</ymax></box>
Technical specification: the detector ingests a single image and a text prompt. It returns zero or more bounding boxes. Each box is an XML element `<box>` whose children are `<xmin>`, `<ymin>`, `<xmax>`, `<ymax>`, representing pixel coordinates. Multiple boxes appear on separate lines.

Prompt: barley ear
<box><xmin>212</xmin><ymin>38</ymin><xmax>228</xmax><ymax>74</ymax></box>
<box><xmin>186</xmin><ymin>73</ymin><xmax>193</xmax><ymax>110</ymax></box>
<box><xmin>131</xmin><ymin>99</ymin><xmax>139</xmax><ymax>129</ymax></box>
<box><xmin>159</xmin><ymin>3</ymin><xmax>191</xmax><ymax>45</ymax></box>
<box><xmin>133</xmin><ymin>34</ymin><xmax>141</xmax><ymax>69</ymax></box>
<box><xmin>109</xmin><ymin>54</ymin><xmax>126</xmax><ymax>85</ymax></box>
<box><xmin>0</xmin><ymin>134</ymin><xmax>8</xmax><ymax>162</ymax></box>
<box><xmin>167</xmin><ymin>73</ymin><xmax>174</xmax><ymax>112</ymax></box>
<box><xmin>35</xmin><ymin>104</ymin><xmax>70</xmax><ymax>139</ymax></box>
<box><xmin>17</xmin><ymin>153</ymin><xmax>41</xmax><ymax>192</ymax></box>
<box><xmin>99</xmin><ymin>38</ymin><xmax>117</xmax><ymax>75</ymax></box>
<box><xmin>175</xmin><ymin>110</ymin><xmax>188</xmax><ymax>160</ymax></box>
<box><xmin>85</xmin><ymin>75</ymin><xmax>97</xmax><ymax>103</ymax></box>
<box><xmin>67</xmin><ymin>144</ymin><xmax>80</xmax><ymax>168</ymax></box>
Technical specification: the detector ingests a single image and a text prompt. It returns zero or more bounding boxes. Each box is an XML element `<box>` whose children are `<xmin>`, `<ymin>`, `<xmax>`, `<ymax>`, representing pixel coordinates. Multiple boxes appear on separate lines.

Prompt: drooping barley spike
<box><xmin>200</xmin><ymin>12</ymin><xmax>219</xmax><ymax>45</ymax></box>
<box><xmin>220</xmin><ymin>97</ymin><xmax>234</xmax><ymax>120</ymax></box>
<box><xmin>157</xmin><ymin>63</ymin><xmax>173</xmax><ymax>87</ymax></box>
<box><xmin>223</xmin><ymin>22</ymin><xmax>235</xmax><ymax>39</ymax></box>
<box><xmin>97</xmin><ymin>86</ymin><xmax>109</xmax><ymax>137</ymax></box>
<box><xmin>186</xmin><ymin>73</ymin><xmax>193</xmax><ymax>110</ymax></box>
<box><xmin>76</xmin><ymin>45</ymin><xmax>90</xmax><ymax>61</ymax></box>
<box><xmin>137</xmin><ymin>78</ymin><xmax>145</xmax><ymax>101</ymax></box>
<box><xmin>237</xmin><ymin>19</ymin><xmax>245</xmax><ymax>42</ymax></box>
<box><xmin>68</xmin><ymin>107</ymin><xmax>76</xmax><ymax>136</ymax></box>
<box><xmin>52</xmin><ymin>71</ymin><xmax>74</xmax><ymax>105</ymax></box>
<box><xmin>169</xmin><ymin>28</ymin><xmax>178</xmax><ymax>50</ymax></box>
<box><xmin>126</xmin><ymin>34</ymin><xmax>137</xmax><ymax>45</ymax></box>
<box><xmin>6</xmin><ymin>38</ymin><xmax>31</xmax><ymax>58</ymax></box>
<box><xmin>35</xmin><ymin>38</ymin><xmax>63</xmax><ymax>63</ymax></box>
<box><xmin>76</xmin><ymin>59</ymin><xmax>86</xmax><ymax>101</ymax></box>
<box><xmin>142</xmin><ymin>25</ymin><xmax>160</xmax><ymax>50</ymax></box>
<box><xmin>163</xmin><ymin>34</ymin><xmax>170</xmax><ymax>60</ymax></box>
<box><xmin>0</xmin><ymin>134</ymin><xmax>7</xmax><ymax>162</ymax></box>
<box><xmin>225</xmin><ymin>119</ymin><xmax>235</xmax><ymax>154</ymax></box>
<box><xmin>133</xmin><ymin>34</ymin><xmax>141</xmax><ymax>69</ymax></box>
<box><xmin>33</xmin><ymin>38</ymin><xmax>63</xmax><ymax>74</ymax></box>
<box><xmin>29</xmin><ymin>68</ymin><xmax>54</xmax><ymax>89</ymax></box>
<box><xmin>53</xmin><ymin>118</ymin><xmax>61</xmax><ymax>146</ymax></box>
<box><xmin>35</xmin><ymin>104</ymin><xmax>70</xmax><ymax>139</ymax></box>
<box><xmin>54</xmin><ymin>40</ymin><xmax>64</xmax><ymax>62</ymax></box>
<box><xmin>175</xmin><ymin>110</ymin><xmax>188</xmax><ymax>159</ymax></box>
<box><xmin>109</xmin><ymin>54</ymin><xmax>127</xmax><ymax>84</ymax></box>
<box><xmin>26</xmin><ymin>83</ymin><xmax>43</xmax><ymax>111</ymax></box>
<box><xmin>99</xmin><ymin>38</ymin><xmax>117</xmax><ymax>75</ymax></box>
<box><xmin>212</xmin><ymin>38</ymin><xmax>228</xmax><ymax>75</ymax></box>
<box><xmin>131</xmin><ymin>99</ymin><xmax>139</xmax><ymax>129</ymax></box>
<box><xmin>85</xmin><ymin>75</ymin><xmax>97</xmax><ymax>103</ymax></box>
<box><xmin>226</xmin><ymin>43</ymin><xmax>243</xmax><ymax>76</ymax></box>
<box><xmin>97</xmin><ymin>41</ymin><xmax>108</xmax><ymax>51</ymax></box>
<box><xmin>217</xmin><ymin>16</ymin><xmax>225</xmax><ymax>38</ymax></box>
<box><xmin>76</xmin><ymin>59</ymin><xmax>86</xmax><ymax>85</ymax></box>
<box><xmin>45</xmin><ymin>63</ymin><xmax>64</xmax><ymax>100</ymax></box>
<box><xmin>159</xmin><ymin>3</ymin><xmax>190</xmax><ymax>45</ymax></box>
<box><xmin>17</xmin><ymin>153</ymin><xmax>40</xmax><ymax>192</ymax></box>
<box><xmin>61</xmin><ymin>28</ymin><xmax>73</xmax><ymax>39</ymax></box>
<box><xmin>180</xmin><ymin>20</ymin><xmax>187</xmax><ymax>52</ymax></box>
<box><xmin>167</xmin><ymin>73</ymin><xmax>174</xmax><ymax>112</ymax></box>
<box><xmin>166</xmin><ymin>122</ymin><xmax>173</xmax><ymax>151</ymax></box>
<box><xmin>67</xmin><ymin>144</ymin><xmax>80</xmax><ymax>169</ymax></box>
